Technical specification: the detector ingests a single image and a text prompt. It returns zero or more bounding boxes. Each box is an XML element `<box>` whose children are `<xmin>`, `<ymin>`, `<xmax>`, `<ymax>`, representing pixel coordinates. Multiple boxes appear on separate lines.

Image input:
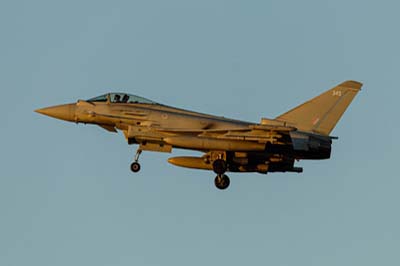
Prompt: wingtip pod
<box><xmin>339</xmin><ymin>80</ymin><xmax>363</xmax><ymax>91</ymax></box>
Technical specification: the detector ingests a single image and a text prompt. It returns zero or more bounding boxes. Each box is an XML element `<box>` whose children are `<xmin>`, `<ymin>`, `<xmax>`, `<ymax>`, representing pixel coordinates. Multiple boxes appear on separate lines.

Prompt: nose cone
<box><xmin>35</xmin><ymin>103</ymin><xmax>76</xmax><ymax>122</ymax></box>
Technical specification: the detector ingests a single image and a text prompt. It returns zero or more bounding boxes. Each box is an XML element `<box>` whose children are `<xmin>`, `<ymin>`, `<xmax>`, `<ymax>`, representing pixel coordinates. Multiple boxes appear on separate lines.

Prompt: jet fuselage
<box><xmin>36</xmin><ymin>81</ymin><xmax>362</xmax><ymax>190</ymax></box>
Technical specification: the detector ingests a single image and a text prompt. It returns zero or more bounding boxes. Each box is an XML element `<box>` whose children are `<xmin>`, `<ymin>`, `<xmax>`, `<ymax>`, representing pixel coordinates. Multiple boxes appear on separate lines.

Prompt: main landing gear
<box><xmin>214</xmin><ymin>174</ymin><xmax>230</xmax><ymax>190</ymax></box>
<box><xmin>213</xmin><ymin>159</ymin><xmax>230</xmax><ymax>190</ymax></box>
<box><xmin>130</xmin><ymin>149</ymin><xmax>142</xmax><ymax>173</ymax></box>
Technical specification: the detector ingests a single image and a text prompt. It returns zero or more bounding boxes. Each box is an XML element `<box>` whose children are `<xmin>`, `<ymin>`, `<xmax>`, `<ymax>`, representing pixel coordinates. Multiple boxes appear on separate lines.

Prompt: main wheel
<box><xmin>130</xmin><ymin>162</ymin><xmax>141</xmax><ymax>173</ymax></box>
<box><xmin>213</xmin><ymin>159</ymin><xmax>227</xmax><ymax>175</ymax></box>
<box><xmin>214</xmin><ymin>174</ymin><xmax>230</xmax><ymax>190</ymax></box>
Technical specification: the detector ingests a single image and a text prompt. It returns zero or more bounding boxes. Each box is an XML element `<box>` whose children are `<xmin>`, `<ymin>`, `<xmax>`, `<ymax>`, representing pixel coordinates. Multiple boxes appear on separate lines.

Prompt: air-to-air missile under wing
<box><xmin>35</xmin><ymin>81</ymin><xmax>362</xmax><ymax>190</ymax></box>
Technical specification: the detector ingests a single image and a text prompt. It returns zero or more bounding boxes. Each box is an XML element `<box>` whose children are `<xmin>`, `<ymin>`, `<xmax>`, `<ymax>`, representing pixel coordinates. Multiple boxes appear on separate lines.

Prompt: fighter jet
<box><xmin>35</xmin><ymin>80</ymin><xmax>362</xmax><ymax>190</ymax></box>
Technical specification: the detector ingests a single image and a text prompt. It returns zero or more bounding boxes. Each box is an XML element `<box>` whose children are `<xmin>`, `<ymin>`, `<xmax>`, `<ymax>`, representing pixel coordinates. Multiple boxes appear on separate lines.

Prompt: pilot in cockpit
<box><xmin>121</xmin><ymin>94</ymin><xmax>129</xmax><ymax>103</ymax></box>
<box><xmin>113</xmin><ymin>94</ymin><xmax>121</xmax><ymax>103</ymax></box>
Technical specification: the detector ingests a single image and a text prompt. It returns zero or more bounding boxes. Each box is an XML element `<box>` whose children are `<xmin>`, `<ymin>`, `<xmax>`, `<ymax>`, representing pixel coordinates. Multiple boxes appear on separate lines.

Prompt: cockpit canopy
<box><xmin>87</xmin><ymin>93</ymin><xmax>157</xmax><ymax>104</ymax></box>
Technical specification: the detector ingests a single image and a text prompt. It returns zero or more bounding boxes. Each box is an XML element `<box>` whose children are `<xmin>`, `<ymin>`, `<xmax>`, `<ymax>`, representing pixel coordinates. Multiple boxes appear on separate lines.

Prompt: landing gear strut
<box><xmin>212</xmin><ymin>158</ymin><xmax>230</xmax><ymax>190</ymax></box>
<box><xmin>214</xmin><ymin>174</ymin><xmax>230</xmax><ymax>190</ymax></box>
<box><xmin>130</xmin><ymin>149</ymin><xmax>142</xmax><ymax>173</ymax></box>
<box><xmin>213</xmin><ymin>159</ymin><xmax>227</xmax><ymax>175</ymax></box>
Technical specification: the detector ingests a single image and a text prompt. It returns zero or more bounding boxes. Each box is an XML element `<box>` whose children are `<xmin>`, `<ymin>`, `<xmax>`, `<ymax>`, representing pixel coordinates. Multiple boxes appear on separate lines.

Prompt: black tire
<box><xmin>130</xmin><ymin>162</ymin><xmax>141</xmax><ymax>173</ymax></box>
<box><xmin>214</xmin><ymin>174</ymin><xmax>230</xmax><ymax>190</ymax></box>
<box><xmin>212</xmin><ymin>159</ymin><xmax>227</xmax><ymax>175</ymax></box>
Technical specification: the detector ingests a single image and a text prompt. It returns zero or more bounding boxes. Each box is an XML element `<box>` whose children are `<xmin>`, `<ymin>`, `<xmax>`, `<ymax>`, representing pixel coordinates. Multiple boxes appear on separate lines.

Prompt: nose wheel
<box><xmin>130</xmin><ymin>162</ymin><xmax>141</xmax><ymax>172</ymax></box>
<box><xmin>214</xmin><ymin>174</ymin><xmax>230</xmax><ymax>190</ymax></box>
<box><xmin>130</xmin><ymin>149</ymin><xmax>142</xmax><ymax>173</ymax></box>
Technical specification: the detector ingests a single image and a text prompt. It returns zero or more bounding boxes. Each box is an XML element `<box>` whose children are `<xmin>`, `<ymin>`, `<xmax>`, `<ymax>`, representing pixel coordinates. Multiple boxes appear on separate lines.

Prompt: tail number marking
<box><xmin>332</xmin><ymin>90</ymin><xmax>342</xmax><ymax>97</ymax></box>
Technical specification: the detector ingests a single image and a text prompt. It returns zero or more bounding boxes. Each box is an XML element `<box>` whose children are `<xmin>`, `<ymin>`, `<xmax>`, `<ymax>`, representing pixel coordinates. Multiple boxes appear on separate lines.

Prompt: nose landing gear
<box><xmin>130</xmin><ymin>149</ymin><xmax>142</xmax><ymax>173</ymax></box>
<box><xmin>130</xmin><ymin>162</ymin><xmax>141</xmax><ymax>172</ymax></box>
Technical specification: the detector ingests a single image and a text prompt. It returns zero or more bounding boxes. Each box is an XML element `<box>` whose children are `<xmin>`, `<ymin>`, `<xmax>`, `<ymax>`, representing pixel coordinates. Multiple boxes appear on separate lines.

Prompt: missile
<box><xmin>164</xmin><ymin>136</ymin><xmax>265</xmax><ymax>151</ymax></box>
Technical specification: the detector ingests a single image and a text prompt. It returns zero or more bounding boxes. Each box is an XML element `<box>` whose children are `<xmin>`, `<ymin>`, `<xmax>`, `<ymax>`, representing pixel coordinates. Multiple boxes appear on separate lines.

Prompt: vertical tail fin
<box><xmin>276</xmin><ymin>80</ymin><xmax>362</xmax><ymax>135</ymax></box>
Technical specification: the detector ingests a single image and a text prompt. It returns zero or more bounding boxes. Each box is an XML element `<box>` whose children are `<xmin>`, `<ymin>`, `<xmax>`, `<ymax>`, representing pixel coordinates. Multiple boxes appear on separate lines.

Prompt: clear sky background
<box><xmin>1</xmin><ymin>1</ymin><xmax>399</xmax><ymax>265</ymax></box>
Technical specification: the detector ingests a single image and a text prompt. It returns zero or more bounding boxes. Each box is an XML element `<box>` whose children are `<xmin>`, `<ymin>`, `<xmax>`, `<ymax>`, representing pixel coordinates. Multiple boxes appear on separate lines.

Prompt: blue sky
<box><xmin>1</xmin><ymin>1</ymin><xmax>399</xmax><ymax>265</ymax></box>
